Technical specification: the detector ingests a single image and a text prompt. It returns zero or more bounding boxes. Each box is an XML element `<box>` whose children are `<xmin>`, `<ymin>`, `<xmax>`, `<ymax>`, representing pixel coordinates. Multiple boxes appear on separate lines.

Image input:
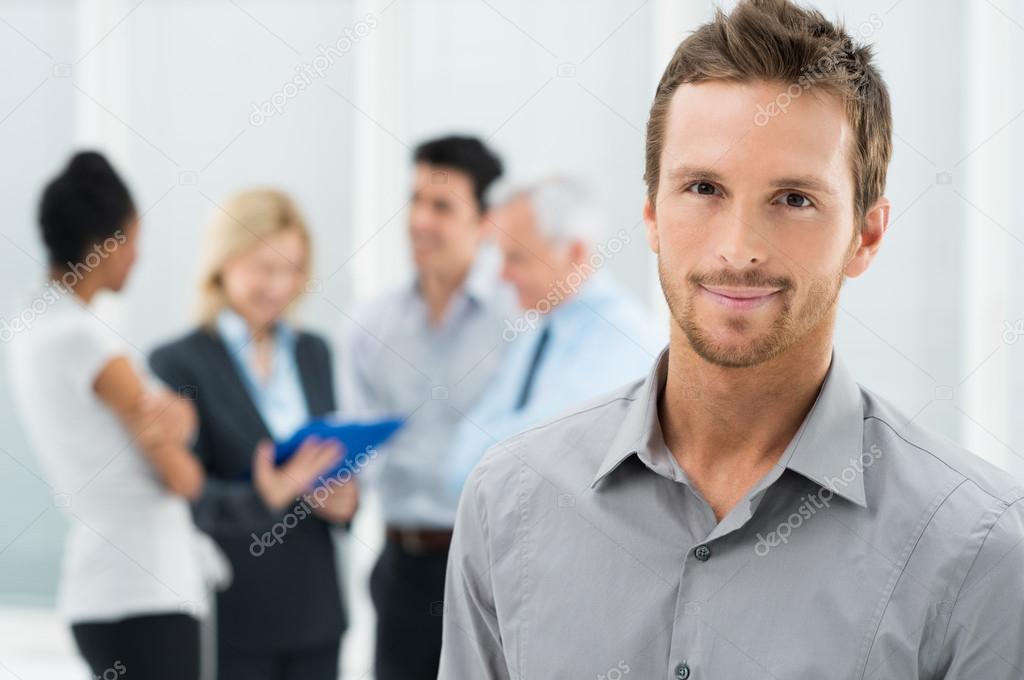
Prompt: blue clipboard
<box><xmin>273</xmin><ymin>416</ymin><xmax>403</xmax><ymax>484</ymax></box>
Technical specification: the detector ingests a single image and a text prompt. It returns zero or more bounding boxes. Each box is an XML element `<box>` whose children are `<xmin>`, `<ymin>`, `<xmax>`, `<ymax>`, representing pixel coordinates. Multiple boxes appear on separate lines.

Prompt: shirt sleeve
<box><xmin>446</xmin><ymin>417</ymin><xmax>505</xmax><ymax>500</ymax></box>
<box><xmin>149</xmin><ymin>345</ymin><xmax>284</xmax><ymax>537</ymax></box>
<box><xmin>438</xmin><ymin>462</ymin><xmax>511</xmax><ymax>679</ymax></box>
<box><xmin>66</xmin><ymin>315</ymin><xmax>128</xmax><ymax>395</ymax></box>
<box><xmin>939</xmin><ymin>497</ymin><xmax>1024</xmax><ymax>678</ymax></box>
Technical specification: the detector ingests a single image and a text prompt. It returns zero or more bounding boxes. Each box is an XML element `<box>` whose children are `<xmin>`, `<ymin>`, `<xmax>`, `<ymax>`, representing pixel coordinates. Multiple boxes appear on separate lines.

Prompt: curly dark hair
<box><xmin>39</xmin><ymin>151</ymin><xmax>135</xmax><ymax>268</ymax></box>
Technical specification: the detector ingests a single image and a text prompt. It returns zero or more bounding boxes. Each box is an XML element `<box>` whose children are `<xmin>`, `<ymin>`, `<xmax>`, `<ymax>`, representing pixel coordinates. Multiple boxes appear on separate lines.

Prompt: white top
<box><xmin>7</xmin><ymin>287</ymin><xmax>214</xmax><ymax>623</ymax></box>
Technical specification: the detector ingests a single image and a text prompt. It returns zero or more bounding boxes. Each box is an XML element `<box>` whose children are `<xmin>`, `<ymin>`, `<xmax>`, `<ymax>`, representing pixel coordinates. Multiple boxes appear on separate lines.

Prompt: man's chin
<box><xmin>685</xmin><ymin>324</ymin><xmax>787</xmax><ymax>369</ymax></box>
<box><xmin>412</xmin><ymin>252</ymin><xmax>431</xmax><ymax>269</ymax></box>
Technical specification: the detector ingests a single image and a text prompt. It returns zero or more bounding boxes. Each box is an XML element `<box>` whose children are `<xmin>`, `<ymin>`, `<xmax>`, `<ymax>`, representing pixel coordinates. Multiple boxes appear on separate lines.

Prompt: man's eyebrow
<box><xmin>770</xmin><ymin>175</ymin><xmax>836</xmax><ymax>195</ymax></box>
<box><xmin>665</xmin><ymin>165</ymin><xmax>726</xmax><ymax>185</ymax></box>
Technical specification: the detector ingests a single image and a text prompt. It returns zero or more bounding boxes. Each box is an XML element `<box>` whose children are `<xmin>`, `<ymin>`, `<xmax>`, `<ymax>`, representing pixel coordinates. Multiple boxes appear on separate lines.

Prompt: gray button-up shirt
<box><xmin>440</xmin><ymin>348</ymin><xmax>1024</xmax><ymax>679</ymax></box>
<box><xmin>340</xmin><ymin>247</ymin><xmax>516</xmax><ymax>528</ymax></box>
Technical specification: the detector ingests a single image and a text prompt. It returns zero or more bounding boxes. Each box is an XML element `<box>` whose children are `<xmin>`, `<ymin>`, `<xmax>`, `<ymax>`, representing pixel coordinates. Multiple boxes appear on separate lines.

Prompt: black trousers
<box><xmin>216</xmin><ymin>637</ymin><xmax>340</xmax><ymax>680</ymax></box>
<box><xmin>370</xmin><ymin>539</ymin><xmax>450</xmax><ymax>680</ymax></box>
<box><xmin>72</xmin><ymin>612</ymin><xmax>200</xmax><ymax>680</ymax></box>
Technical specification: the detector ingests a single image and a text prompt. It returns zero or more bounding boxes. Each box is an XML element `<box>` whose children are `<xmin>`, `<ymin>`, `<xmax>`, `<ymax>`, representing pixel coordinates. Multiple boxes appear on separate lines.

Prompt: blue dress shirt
<box><xmin>216</xmin><ymin>308</ymin><xmax>309</xmax><ymax>441</ymax></box>
<box><xmin>339</xmin><ymin>245</ymin><xmax>517</xmax><ymax>528</ymax></box>
<box><xmin>445</xmin><ymin>273</ymin><xmax>665</xmax><ymax>496</ymax></box>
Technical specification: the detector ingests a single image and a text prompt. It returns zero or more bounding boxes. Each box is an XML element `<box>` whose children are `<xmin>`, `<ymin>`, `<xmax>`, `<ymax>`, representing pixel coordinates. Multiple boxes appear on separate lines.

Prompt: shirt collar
<box><xmin>215</xmin><ymin>307</ymin><xmax>295</xmax><ymax>353</ymax></box>
<box><xmin>591</xmin><ymin>347</ymin><xmax>868</xmax><ymax>509</ymax></box>
<box><xmin>411</xmin><ymin>242</ymin><xmax>503</xmax><ymax>308</ymax></box>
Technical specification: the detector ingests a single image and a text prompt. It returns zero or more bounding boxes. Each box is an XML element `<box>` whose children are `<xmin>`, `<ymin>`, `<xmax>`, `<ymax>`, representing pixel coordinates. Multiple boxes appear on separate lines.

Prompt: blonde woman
<box><xmin>149</xmin><ymin>189</ymin><xmax>356</xmax><ymax>680</ymax></box>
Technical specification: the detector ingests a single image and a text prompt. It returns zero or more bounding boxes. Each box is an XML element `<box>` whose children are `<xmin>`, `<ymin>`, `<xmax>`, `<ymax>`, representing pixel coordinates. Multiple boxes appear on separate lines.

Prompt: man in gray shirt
<box><xmin>439</xmin><ymin>2</ymin><xmax>1024</xmax><ymax>678</ymax></box>
<box><xmin>341</xmin><ymin>136</ymin><xmax>513</xmax><ymax>680</ymax></box>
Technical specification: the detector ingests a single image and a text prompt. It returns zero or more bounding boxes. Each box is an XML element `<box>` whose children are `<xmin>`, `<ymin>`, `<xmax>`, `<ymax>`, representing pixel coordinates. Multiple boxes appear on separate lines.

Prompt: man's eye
<box><xmin>782</xmin><ymin>192</ymin><xmax>812</xmax><ymax>208</ymax></box>
<box><xmin>687</xmin><ymin>182</ymin><xmax>717</xmax><ymax>196</ymax></box>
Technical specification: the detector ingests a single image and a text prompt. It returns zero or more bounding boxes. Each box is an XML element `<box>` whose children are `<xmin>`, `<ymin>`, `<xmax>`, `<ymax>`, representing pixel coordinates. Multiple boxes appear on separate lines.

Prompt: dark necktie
<box><xmin>515</xmin><ymin>324</ymin><xmax>551</xmax><ymax>410</ymax></box>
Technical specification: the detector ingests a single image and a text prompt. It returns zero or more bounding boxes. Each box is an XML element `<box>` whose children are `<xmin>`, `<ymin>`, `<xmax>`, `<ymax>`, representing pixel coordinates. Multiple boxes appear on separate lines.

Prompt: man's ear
<box><xmin>643</xmin><ymin>196</ymin><xmax>660</xmax><ymax>254</ymax></box>
<box><xmin>845</xmin><ymin>196</ymin><xmax>889</xmax><ymax>278</ymax></box>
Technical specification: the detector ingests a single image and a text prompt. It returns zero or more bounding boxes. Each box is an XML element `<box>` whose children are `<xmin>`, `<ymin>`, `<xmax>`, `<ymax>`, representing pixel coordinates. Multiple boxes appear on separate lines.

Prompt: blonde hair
<box><xmin>195</xmin><ymin>188</ymin><xmax>312</xmax><ymax>326</ymax></box>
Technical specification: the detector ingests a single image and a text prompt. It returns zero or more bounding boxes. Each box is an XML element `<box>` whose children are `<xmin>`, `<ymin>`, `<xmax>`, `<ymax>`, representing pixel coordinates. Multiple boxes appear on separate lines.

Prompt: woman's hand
<box><xmin>138</xmin><ymin>389</ymin><xmax>197</xmax><ymax>448</ymax></box>
<box><xmin>252</xmin><ymin>437</ymin><xmax>342</xmax><ymax>511</ymax></box>
<box><xmin>306</xmin><ymin>478</ymin><xmax>359</xmax><ymax>525</ymax></box>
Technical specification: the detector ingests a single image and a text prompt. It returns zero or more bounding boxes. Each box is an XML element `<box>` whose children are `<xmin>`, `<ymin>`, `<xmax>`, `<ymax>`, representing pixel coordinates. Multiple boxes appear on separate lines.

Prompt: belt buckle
<box><xmin>401</xmin><ymin>530</ymin><xmax>423</xmax><ymax>553</ymax></box>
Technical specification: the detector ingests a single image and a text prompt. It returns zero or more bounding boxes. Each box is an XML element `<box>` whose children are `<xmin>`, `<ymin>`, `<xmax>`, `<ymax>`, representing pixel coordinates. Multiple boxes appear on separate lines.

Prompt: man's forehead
<box><xmin>414</xmin><ymin>163</ymin><xmax>475</xmax><ymax>196</ymax></box>
<box><xmin>492</xmin><ymin>197</ymin><xmax>538</xmax><ymax>243</ymax></box>
<box><xmin>667</xmin><ymin>79</ymin><xmax>848</xmax><ymax>120</ymax></box>
<box><xmin>498</xmin><ymin>195</ymin><xmax>534</xmax><ymax>221</ymax></box>
<box><xmin>660</xmin><ymin>81</ymin><xmax>854</xmax><ymax>191</ymax></box>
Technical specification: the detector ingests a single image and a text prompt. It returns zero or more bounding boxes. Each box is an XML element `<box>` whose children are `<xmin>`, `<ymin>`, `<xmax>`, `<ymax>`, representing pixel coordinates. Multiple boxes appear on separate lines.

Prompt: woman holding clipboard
<box><xmin>150</xmin><ymin>188</ymin><xmax>357</xmax><ymax>680</ymax></box>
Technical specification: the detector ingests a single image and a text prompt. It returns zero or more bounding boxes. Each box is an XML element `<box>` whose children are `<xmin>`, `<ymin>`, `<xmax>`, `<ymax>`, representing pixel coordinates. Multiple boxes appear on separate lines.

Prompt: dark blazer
<box><xmin>149</xmin><ymin>326</ymin><xmax>346</xmax><ymax>652</ymax></box>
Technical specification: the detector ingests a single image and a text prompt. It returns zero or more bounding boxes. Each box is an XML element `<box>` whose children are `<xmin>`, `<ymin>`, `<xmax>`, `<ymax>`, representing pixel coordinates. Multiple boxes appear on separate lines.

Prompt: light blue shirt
<box><xmin>446</xmin><ymin>273</ymin><xmax>665</xmax><ymax>496</ymax></box>
<box><xmin>216</xmin><ymin>308</ymin><xmax>309</xmax><ymax>441</ymax></box>
<box><xmin>339</xmin><ymin>246</ymin><xmax>517</xmax><ymax>528</ymax></box>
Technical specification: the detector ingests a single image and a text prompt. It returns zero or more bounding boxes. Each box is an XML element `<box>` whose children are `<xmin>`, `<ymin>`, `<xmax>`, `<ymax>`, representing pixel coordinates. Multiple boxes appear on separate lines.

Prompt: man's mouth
<box><xmin>698</xmin><ymin>284</ymin><xmax>783</xmax><ymax>311</ymax></box>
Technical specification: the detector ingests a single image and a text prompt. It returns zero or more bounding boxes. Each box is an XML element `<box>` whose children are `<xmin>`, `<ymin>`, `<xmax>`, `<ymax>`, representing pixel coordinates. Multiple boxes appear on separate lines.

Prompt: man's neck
<box><xmin>659</xmin><ymin>316</ymin><xmax>835</xmax><ymax>519</ymax></box>
<box><xmin>539</xmin><ymin>269</ymin><xmax>590</xmax><ymax>319</ymax></box>
<box><xmin>420</xmin><ymin>265</ymin><xmax>471</xmax><ymax>326</ymax></box>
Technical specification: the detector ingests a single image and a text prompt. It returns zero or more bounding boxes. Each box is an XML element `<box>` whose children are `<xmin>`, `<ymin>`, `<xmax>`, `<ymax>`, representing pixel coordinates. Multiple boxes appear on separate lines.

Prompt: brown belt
<box><xmin>385</xmin><ymin>526</ymin><xmax>453</xmax><ymax>554</ymax></box>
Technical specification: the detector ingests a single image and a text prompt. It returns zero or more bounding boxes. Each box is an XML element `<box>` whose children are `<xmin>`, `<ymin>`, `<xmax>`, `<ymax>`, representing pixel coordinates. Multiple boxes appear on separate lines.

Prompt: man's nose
<box><xmin>714</xmin><ymin>204</ymin><xmax>767</xmax><ymax>268</ymax></box>
<box><xmin>409</xmin><ymin>204</ymin><xmax>433</xmax><ymax>231</ymax></box>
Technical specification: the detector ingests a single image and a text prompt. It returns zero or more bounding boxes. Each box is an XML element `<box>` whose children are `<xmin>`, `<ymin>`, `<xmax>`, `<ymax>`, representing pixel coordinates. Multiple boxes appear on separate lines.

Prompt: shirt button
<box><xmin>674</xmin><ymin>661</ymin><xmax>691</xmax><ymax>679</ymax></box>
<box><xmin>694</xmin><ymin>544</ymin><xmax>711</xmax><ymax>561</ymax></box>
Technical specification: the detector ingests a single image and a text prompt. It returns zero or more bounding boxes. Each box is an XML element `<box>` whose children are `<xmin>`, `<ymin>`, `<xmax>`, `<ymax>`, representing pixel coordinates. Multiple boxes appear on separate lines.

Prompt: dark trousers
<box><xmin>371</xmin><ymin>539</ymin><xmax>450</xmax><ymax>680</ymax></box>
<box><xmin>216</xmin><ymin>637</ymin><xmax>340</xmax><ymax>680</ymax></box>
<box><xmin>72</xmin><ymin>612</ymin><xmax>200</xmax><ymax>680</ymax></box>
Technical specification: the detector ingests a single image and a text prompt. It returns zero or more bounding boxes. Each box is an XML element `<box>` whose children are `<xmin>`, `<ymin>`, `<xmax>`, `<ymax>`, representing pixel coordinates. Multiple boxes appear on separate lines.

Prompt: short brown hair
<box><xmin>644</xmin><ymin>0</ymin><xmax>892</xmax><ymax>220</ymax></box>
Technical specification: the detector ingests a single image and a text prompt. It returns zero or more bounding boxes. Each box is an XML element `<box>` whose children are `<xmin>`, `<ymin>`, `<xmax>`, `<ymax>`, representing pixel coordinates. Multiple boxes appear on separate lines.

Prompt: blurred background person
<box><xmin>340</xmin><ymin>135</ymin><xmax>512</xmax><ymax>680</ymax></box>
<box><xmin>149</xmin><ymin>189</ymin><xmax>357</xmax><ymax>680</ymax></box>
<box><xmin>446</xmin><ymin>177</ymin><xmax>663</xmax><ymax>493</ymax></box>
<box><xmin>7</xmin><ymin>151</ymin><xmax>217</xmax><ymax>680</ymax></box>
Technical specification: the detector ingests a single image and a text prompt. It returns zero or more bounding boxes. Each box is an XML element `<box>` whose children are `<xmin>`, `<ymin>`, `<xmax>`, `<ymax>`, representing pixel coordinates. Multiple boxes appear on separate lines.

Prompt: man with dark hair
<box><xmin>340</xmin><ymin>134</ymin><xmax>513</xmax><ymax>680</ymax></box>
<box><xmin>413</xmin><ymin>135</ymin><xmax>503</xmax><ymax>212</ymax></box>
<box><xmin>439</xmin><ymin>1</ymin><xmax>1024</xmax><ymax>678</ymax></box>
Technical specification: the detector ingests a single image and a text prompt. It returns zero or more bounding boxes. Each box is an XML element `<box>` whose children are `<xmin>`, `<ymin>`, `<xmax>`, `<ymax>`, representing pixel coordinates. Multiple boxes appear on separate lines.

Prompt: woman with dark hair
<box><xmin>7</xmin><ymin>152</ymin><xmax>340</xmax><ymax>680</ymax></box>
